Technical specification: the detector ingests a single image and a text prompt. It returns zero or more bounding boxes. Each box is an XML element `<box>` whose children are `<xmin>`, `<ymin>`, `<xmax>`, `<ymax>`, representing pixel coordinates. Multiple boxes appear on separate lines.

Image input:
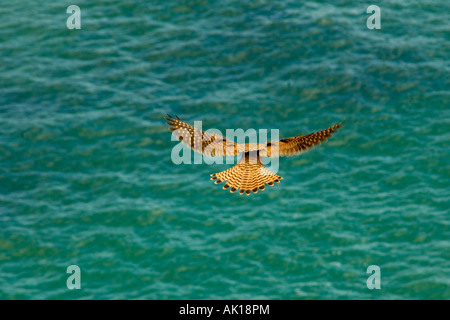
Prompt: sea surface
<box><xmin>0</xmin><ymin>0</ymin><xmax>449</xmax><ymax>299</ymax></box>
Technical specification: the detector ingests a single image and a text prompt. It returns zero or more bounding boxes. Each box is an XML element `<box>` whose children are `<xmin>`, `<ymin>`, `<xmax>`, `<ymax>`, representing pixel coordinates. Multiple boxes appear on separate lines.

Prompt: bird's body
<box><xmin>164</xmin><ymin>114</ymin><xmax>342</xmax><ymax>195</ymax></box>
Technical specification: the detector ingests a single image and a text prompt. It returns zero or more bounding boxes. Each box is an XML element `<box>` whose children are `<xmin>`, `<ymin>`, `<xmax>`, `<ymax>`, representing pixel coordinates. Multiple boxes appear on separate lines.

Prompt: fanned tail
<box><xmin>210</xmin><ymin>152</ymin><xmax>282</xmax><ymax>195</ymax></box>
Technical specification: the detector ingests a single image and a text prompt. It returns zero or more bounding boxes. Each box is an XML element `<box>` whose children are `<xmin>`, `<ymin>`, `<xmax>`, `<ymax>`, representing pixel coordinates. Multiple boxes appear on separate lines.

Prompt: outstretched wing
<box><xmin>273</xmin><ymin>123</ymin><xmax>342</xmax><ymax>157</ymax></box>
<box><xmin>164</xmin><ymin>114</ymin><xmax>240</xmax><ymax>156</ymax></box>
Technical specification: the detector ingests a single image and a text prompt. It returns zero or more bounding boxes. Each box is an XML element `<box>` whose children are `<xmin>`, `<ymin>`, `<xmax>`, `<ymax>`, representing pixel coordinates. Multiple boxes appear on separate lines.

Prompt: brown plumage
<box><xmin>165</xmin><ymin>114</ymin><xmax>342</xmax><ymax>195</ymax></box>
<box><xmin>210</xmin><ymin>151</ymin><xmax>282</xmax><ymax>195</ymax></box>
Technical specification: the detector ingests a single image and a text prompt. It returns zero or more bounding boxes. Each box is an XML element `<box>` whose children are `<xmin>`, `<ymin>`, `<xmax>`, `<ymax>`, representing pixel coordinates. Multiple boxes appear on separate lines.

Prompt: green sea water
<box><xmin>0</xmin><ymin>0</ymin><xmax>449</xmax><ymax>299</ymax></box>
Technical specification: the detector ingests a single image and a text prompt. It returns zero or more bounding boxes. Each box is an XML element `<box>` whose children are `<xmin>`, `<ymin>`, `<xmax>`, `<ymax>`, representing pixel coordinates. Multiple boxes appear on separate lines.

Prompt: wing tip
<box><xmin>334</xmin><ymin>120</ymin><xmax>345</xmax><ymax>129</ymax></box>
<box><xmin>164</xmin><ymin>114</ymin><xmax>181</xmax><ymax>121</ymax></box>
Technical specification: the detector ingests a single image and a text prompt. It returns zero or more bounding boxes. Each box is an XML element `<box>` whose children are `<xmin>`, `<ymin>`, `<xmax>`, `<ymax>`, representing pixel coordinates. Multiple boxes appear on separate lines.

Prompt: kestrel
<box><xmin>164</xmin><ymin>114</ymin><xmax>342</xmax><ymax>195</ymax></box>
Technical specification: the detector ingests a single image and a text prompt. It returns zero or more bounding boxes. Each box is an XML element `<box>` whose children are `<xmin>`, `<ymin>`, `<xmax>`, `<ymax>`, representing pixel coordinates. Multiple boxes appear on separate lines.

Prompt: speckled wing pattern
<box><xmin>164</xmin><ymin>114</ymin><xmax>239</xmax><ymax>156</ymax></box>
<box><xmin>276</xmin><ymin>123</ymin><xmax>342</xmax><ymax>157</ymax></box>
<box><xmin>165</xmin><ymin>115</ymin><xmax>342</xmax><ymax>195</ymax></box>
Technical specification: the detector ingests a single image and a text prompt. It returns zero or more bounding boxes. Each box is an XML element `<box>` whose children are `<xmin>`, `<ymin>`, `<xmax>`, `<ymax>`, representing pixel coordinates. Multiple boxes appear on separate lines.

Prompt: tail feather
<box><xmin>210</xmin><ymin>153</ymin><xmax>282</xmax><ymax>195</ymax></box>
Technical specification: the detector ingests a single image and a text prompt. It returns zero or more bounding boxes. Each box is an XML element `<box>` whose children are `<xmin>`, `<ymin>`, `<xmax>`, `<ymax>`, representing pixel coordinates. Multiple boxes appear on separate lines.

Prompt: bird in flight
<box><xmin>165</xmin><ymin>114</ymin><xmax>342</xmax><ymax>195</ymax></box>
